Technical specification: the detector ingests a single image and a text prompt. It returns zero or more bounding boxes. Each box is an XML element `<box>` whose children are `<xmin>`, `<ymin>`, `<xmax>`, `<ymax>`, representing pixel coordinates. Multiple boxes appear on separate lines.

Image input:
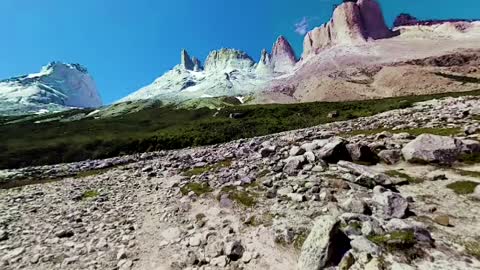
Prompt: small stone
<box><xmin>55</xmin><ymin>229</ymin><xmax>74</xmax><ymax>238</ymax></box>
<box><xmin>287</xmin><ymin>193</ymin><xmax>306</xmax><ymax>202</ymax></box>
<box><xmin>464</xmin><ymin>125</ymin><xmax>480</xmax><ymax>135</ymax></box>
<box><xmin>242</xmin><ymin>251</ymin><xmax>252</xmax><ymax>263</ymax></box>
<box><xmin>426</xmin><ymin>171</ymin><xmax>447</xmax><ymax>181</ymax></box>
<box><xmin>117</xmin><ymin>248</ymin><xmax>128</xmax><ymax>260</ymax></box>
<box><xmin>0</xmin><ymin>230</ymin><xmax>7</xmax><ymax>241</ymax></box>
<box><xmin>434</xmin><ymin>215</ymin><xmax>450</xmax><ymax>226</ymax></box>
<box><xmin>225</xmin><ymin>240</ymin><xmax>244</xmax><ymax>261</ymax></box>
<box><xmin>189</xmin><ymin>234</ymin><xmax>202</xmax><ymax>247</ymax></box>
<box><xmin>210</xmin><ymin>255</ymin><xmax>228</xmax><ymax>267</ymax></box>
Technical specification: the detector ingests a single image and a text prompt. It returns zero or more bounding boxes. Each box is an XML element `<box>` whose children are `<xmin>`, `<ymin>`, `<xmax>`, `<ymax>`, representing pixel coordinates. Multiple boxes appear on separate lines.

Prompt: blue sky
<box><xmin>0</xmin><ymin>0</ymin><xmax>478</xmax><ymax>104</ymax></box>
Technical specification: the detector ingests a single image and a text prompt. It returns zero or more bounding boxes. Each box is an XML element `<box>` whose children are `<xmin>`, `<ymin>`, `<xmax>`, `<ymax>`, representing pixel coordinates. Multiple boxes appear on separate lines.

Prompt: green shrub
<box><xmin>180</xmin><ymin>182</ymin><xmax>212</xmax><ymax>196</ymax></box>
<box><xmin>446</xmin><ymin>181</ymin><xmax>479</xmax><ymax>194</ymax></box>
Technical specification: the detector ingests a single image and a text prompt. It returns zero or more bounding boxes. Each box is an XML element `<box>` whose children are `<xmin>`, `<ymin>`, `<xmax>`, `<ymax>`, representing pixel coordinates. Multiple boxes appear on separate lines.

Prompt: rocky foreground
<box><xmin>1</xmin><ymin>96</ymin><xmax>480</xmax><ymax>270</ymax></box>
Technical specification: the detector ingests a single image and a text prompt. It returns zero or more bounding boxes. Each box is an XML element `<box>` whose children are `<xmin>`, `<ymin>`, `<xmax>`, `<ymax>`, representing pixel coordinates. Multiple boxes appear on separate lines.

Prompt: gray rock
<box><xmin>378</xmin><ymin>150</ymin><xmax>402</xmax><ymax>165</ymax></box>
<box><xmin>0</xmin><ymin>230</ymin><xmax>7</xmax><ymax>241</ymax></box>
<box><xmin>340</xmin><ymin>197</ymin><xmax>370</xmax><ymax>215</ymax></box>
<box><xmin>225</xmin><ymin>240</ymin><xmax>244</xmax><ymax>261</ymax></box>
<box><xmin>350</xmin><ymin>236</ymin><xmax>381</xmax><ymax>256</ymax></box>
<box><xmin>316</xmin><ymin>137</ymin><xmax>351</xmax><ymax>163</ymax></box>
<box><xmin>426</xmin><ymin>171</ymin><xmax>447</xmax><ymax>181</ymax></box>
<box><xmin>260</xmin><ymin>146</ymin><xmax>276</xmax><ymax>157</ymax></box>
<box><xmin>283</xmin><ymin>156</ymin><xmax>306</xmax><ymax>175</ymax></box>
<box><xmin>464</xmin><ymin>125</ymin><xmax>479</xmax><ymax>135</ymax></box>
<box><xmin>303</xmin><ymin>151</ymin><xmax>316</xmax><ymax>163</ymax></box>
<box><xmin>189</xmin><ymin>233</ymin><xmax>202</xmax><ymax>247</ymax></box>
<box><xmin>117</xmin><ymin>248</ymin><xmax>127</xmax><ymax>260</ymax></box>
<box><xmin>338</xmin><ymin>161</ymin><xmax>392</xmax><ymax>188</ymax></box>
<box><xmin>373</xmin><ymin>186</ymin><xmax>409</xmax><ymax>219</ymax></box>
<box><xmin>461</xmin><ymin>139</ymin><xmax>480</xmax><ymax>154</ymax></box>
<box><xmin>287</xmin><ymin>193</ymin><xmax>306</xmax><ymax>202</ymax></box>
<box><xmin>210</xmin><ymin>255</ymin><xmax>228</xmax><ymax>267</ymax></box>
<box><xmin>346</xmin><ymin>143</ymin><xmax>379</xmax><ymax>164</ymax></box>
<box><xmin>298</xmin><ymin>215</ymin><xmax>350</xmax><ymax>270</ymax></box>
<box><xmin>55</xmin><ymin>229</ymin><xmax>74</xmax><ymax>238</ymax></box>
<box><xmin>402</xmin><ymin>134</ymin><xmax>463</xmax><ymax>165</ymax></box>
<box><xmin>290</xmin><ymin>146</ymin><xmax>306</xmax><ymax>156</ymax></box>
<box><xmin>472</xmin><ymin>185</ymin><xmax>480</xmax><ymax>200</ymax></box>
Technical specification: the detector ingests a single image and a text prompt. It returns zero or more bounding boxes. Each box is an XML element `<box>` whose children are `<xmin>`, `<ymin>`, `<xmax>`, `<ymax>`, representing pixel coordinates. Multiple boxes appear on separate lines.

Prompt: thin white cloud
<box><xmin>294</xmin><ymin>17</ymin><xmax>309</xmax><ymax>35</ymax></box>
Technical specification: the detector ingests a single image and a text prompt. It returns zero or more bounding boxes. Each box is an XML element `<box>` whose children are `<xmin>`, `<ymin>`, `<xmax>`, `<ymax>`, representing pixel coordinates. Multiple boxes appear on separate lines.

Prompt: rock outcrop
<box><xmin>271</xmin><ymin>36</ymin><xmax>297</xmax><ymax>73</ymax></box>
<box><xmin>255</xmin><ymin>49</ymin><xmax>273</xmax><ymax>74</ymax></box>
<box><xmin>204</xmin><ymin>49</ymin><xmax>255</xmax><ymax>72</ymax></box>
<box><xmin>181</xmin><ymin>49</ymin><xmax>196</xmax><ymax>71</ymax></box>
<box><xmin>303</xmin><ymin>0</ymin><xmax>393</xmax><ymax>58</ymax></box>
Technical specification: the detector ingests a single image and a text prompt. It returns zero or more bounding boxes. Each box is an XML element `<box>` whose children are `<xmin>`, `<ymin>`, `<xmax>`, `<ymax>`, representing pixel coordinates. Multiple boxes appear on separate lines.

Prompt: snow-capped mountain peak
<box><xmin>0</xmin><ymin>62</ymin><xmax>102</xmax><ymax>115</ymax></box>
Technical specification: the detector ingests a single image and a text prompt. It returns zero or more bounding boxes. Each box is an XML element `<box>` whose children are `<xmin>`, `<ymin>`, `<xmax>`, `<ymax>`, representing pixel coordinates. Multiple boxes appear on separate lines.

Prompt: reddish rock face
<box><xmin>271</xmin><ymin>36</ymin><xmax>297</xmax><ymax>73</ymax></box>
<box><xmin>303</xmin><ymin>0</ymin><xmax>393</xmax><ymax>58</ymax></box>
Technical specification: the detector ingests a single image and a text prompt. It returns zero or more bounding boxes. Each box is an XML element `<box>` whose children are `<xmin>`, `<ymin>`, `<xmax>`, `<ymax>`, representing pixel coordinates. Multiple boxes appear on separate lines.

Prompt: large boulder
<box><xmin>317</xmin><ymin>137</ymin><xmax>351</xmax><ymax>163</ymax></box>
<box><xmin>401</xmin><ymin>134</ymin><xmax>463</xmax><ymax>165</ymax></box>
<box><xmin>298</xmin><ymin>216</ymin><xmax>351</xmax><ymax>270</ymax></box>
<box><xmin>346</xmin><ymin>143</ymin><xmax>379</xmax><ymax>164</ymax></box>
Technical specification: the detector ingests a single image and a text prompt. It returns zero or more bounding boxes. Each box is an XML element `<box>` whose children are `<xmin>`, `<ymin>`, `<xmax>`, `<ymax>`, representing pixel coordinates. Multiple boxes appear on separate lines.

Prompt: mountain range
<box><xmin>1</xmin><ymin>0</ymin><xmax>480</xmax><ymax>115</ymax></box>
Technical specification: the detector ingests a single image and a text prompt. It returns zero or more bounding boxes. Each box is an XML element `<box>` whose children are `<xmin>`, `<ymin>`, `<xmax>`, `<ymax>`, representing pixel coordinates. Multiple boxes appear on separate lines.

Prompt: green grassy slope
<box><xmin>1</xmin><ymin>89</ymin><xmax>480</xmax><ymax>169</ymax></box>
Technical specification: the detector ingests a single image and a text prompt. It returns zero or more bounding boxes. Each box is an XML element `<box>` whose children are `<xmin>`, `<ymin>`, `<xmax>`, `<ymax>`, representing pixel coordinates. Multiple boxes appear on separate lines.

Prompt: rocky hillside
<box><xmin>1</xmin><ymin>95</ymin><xmax>480</xmax><ymax>269</ymax></box>
<box><xmin>121</xmin><ymin>0</ymin><xmax>480</xmax><ymax>107</ymax></box>
<box><xmin>0</xmin><ymin>62</ymin><xmax>102</xmax><ymax>115</ymax></box>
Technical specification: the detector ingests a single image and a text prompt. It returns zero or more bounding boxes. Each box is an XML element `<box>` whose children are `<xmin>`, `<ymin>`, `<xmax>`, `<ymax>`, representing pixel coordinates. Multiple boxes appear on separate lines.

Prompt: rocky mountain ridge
<box><xmin>121</xmin><ymin>0</ymin><xmax>480</xmax><ymax>107</ymax></box>
<box><xmin>0</xmin><ymin>62</ymin><xmax>102</xmax><ymax>115</ymax></box>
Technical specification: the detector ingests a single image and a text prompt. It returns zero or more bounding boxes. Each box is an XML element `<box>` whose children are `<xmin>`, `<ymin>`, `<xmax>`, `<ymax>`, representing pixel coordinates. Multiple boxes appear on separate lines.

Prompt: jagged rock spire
<box><xmin>181</xmin><ymin>49</ymin><xmax>195</xmax><ymax>70</ymax></box>
<box><xmin>259</xmin><ymin>49</ymin><xmax>272</xmax><ymax>66</ymax></box>
<box><xmin>271</xmin><ymin>36</ymin><xmax>297</xmax><ymax>73</ymax></box>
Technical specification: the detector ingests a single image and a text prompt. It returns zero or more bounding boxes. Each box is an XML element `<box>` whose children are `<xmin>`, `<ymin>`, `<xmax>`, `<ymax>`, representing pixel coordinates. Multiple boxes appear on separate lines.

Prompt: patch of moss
<box><xmin>455</xmin><ymin>169</ymin><xmax>480</xmax><ymax>178</ymax></box>
<box><xmin>458</xmin><ymin>153</ymin><xmax>480</xmax><ymax>165</ymax></box>
<box><xmin>195</xmin><ymin>213</ymin><xmax>206</xmax><ymax>221</ymax></box>
<box><xmin>368</xmin><ymin>230</ymin><xmax>416</xmax><ymax>251</ymax></box>
<box><xmin>220</xmin><ymin>186</ymin><xmax>258</xmax><ymax>208</ymax></box>
<box><xmin>465</xmin><ymin>241</ymin><xmax>480</xmax><ymax>260</ymax></box>
<box><xmin>446</xmin><ymin>181</ymin><xmax>479</xmax><ymax>195</ymax></box>
<box><xmin>182</xmin><ymin>160</ymin><xmax>232</xmax><ymax>177</ymax></box>
<box><xmin>385</xmin><ymin>170</ymin><xmax>424</xmax><ymax>184</ymax></box>
<box><xmin>180</xmin><ymin>182</ymin><xmax>212</xmax><ymax>196</ymax></box>
<box><xmin>82</xmin><ymin>190</ymin><xmax>100</xmax><ymax>200</ymax></box>
<box><xmin>293</xmin><ymin>232</ymin><xmax>308</xmax><ymax>251</ymax></box>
